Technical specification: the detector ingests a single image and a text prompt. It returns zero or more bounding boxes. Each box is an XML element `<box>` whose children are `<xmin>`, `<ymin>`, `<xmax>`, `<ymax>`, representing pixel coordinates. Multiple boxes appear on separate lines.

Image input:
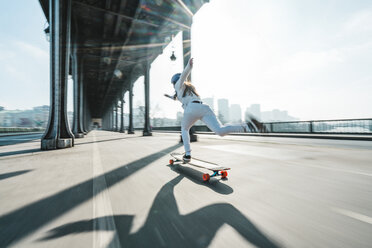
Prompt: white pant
<box><xmin>181</xmin><ymin>103</ymin><xmax>246</xmax><ymax>154</ymax></box>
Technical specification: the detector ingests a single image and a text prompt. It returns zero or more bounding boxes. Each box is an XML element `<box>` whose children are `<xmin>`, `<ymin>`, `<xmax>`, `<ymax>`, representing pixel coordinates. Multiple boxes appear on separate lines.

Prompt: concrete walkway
<box><xmin>0</xmin><ymin>131</ymin><xmax>371</xmax><ymax>247</ymax></box>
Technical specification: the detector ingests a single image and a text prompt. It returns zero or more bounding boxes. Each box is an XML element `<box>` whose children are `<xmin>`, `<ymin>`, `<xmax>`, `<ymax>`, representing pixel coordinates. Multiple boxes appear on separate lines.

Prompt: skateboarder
<box><xmin>165</xmin><ymin>58</ymin><xmax>265</xmax><ymax>162</ymax></box>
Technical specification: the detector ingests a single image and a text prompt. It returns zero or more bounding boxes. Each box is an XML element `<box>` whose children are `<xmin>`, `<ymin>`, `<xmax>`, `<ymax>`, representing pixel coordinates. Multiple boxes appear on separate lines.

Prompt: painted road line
<box><xmin>332</xmin><ymin>208</ymin><xmax>372</xmax><ymax>225</ymax></box>
<box><xmin>92</xmin><ymin>133</ymin><xmax>121</xmax><ymax>248</ymax></box>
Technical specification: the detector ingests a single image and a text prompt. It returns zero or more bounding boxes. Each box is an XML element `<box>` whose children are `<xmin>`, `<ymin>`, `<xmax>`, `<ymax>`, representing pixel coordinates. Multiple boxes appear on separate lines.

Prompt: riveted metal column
<box><xmin>182</xmin><ymin>29</ymin><xmax>197</xmax><ymax>142</ymax></box>
<box><xmin>71</xmin><ymin>46</ymin><xmax>84</xmax><ymax>138</ymax></box>
<box><xmin>120</xmin><ymin>97</ymin><xmax>125</xmax><ymax>133</ymax></box>
<box><xmin>115</xmin><ymin>102</ymin><xmax>118</xmax><ymax>132</ymax></box>
<box><xmin>143</xmin><ymin>62</ymin><xmax>152</xmax><ymax>136</ymax></box>
<box><xmin>79</xmin><ymin>58</ymin><xmax>87</xmax><ymax>134</ymax></box>
<box><xmin>111</xmin><ymin>104</ymin><xmax>115</xmax><ymax>131</ymax></box>
<box><xmin>41</xmin><ymin>0</ymin><xmax>74</xmax><ymax>150</ymax></box>
<box><xmin>128</xmin><ymin>82</ymin><xmax>134</xmax><ymax>134</ymax></box>
<box><xmin>82</xmin><ymin>70</ymin><xmax>88</xmax><ymax>134</ymax></box>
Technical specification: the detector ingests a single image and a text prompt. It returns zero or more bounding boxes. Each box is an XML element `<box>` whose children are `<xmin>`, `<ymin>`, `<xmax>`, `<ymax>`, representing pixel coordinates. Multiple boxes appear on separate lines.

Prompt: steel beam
<box><xmin>41</xmin><ymin>0</ymin><xmax>75</xmax><ymax>150</ymax></box>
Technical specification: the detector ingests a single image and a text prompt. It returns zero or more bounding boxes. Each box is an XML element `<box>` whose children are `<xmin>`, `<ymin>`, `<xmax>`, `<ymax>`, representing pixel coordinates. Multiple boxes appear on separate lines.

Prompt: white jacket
<box><xmin>174</xmin><ymin>62</ymin><xmax>201</xmax><ymax>109</ymax></box>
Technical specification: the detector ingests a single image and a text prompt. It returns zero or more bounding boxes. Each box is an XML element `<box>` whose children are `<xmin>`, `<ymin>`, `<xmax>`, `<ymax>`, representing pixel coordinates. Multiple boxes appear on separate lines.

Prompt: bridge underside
<box><xmin>38</xmin><ymin>0</ymin><xmax>208</xmax><ymax>149</ymax></box>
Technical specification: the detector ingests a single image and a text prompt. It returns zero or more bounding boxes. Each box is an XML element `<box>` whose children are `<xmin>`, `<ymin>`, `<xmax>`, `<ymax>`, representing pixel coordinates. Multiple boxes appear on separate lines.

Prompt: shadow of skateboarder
<box><xmin>41</xmin><ymin>175</ymin><xmax>281</xmax><ymax>248</ymax></box>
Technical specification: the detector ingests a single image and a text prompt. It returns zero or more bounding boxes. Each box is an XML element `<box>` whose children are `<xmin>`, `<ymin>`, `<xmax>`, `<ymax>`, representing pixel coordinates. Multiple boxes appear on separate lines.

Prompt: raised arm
<box><xmin>175</xmin><ymin>58</ymin><xmax>193</xmax><ymax>90</ymax></box>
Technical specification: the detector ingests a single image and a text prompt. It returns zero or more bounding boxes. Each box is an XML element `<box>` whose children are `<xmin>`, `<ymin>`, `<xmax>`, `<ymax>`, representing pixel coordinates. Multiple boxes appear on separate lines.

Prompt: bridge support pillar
<box><xmin>143</xmin><ymin>62</ymin><xmax>152</xmax><ymax>136</ymax></box>
<box><xmin>182</xmin><ymin>29</ymin><xmax>197</xmax><ymax>142</ymax></box>
<box><xmin>82</xmin><ymin>75</ymin><xmax>88</xmax><ymax>134</ymax></box>
<box><xmin>120</xmin><ymin>98</ymin><xmax>125</xmax><ymax>133</ymax></box>
<box><xmin>71</xmin><ymin>48</ymin><xmax>84</xmax><ymax>138</ymax></box>
<box><xmin>41</xmin><ymin>0</ymin><xmax>74</xmax><ymax>150</ymax></box>
<box><xmin>128</xmin><ymin>83</ymin><xmax>135</xmax><ymax>134</ymax></box>
<box><xmin>111</xmin><ymin>104</ymin><xmax>115</xmax><ymax>131</ymax></box>
<box><xmin>115</xmin><ymin>102</ymin><xmax>118</xmax><ymax>132</ymax></box>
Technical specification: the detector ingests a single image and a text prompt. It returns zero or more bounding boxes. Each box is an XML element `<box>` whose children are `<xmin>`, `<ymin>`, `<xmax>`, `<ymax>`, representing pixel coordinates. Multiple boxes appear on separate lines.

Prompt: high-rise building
<box><xmin>202</xmin><ymin>97</ymin><xmax>214</xmax><ymax>112</ymax></box>
<box><xmin>230</xmin><ymin>104</ymin><xmax>242</xmax><ymax>122</ymax></box>
<box><xmin>250</xmin><ymin>104</ymin><xmax>261</xmax><ymax>119</ymax></box>
<box><xmin>217</xmin><ymin>99</ymin><xmax>229</xmax><ymax>124</ymax></box>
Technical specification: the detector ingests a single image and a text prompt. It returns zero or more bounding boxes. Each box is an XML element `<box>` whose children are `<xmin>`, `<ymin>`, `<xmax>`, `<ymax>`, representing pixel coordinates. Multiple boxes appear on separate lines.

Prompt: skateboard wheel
<box><xmin>221</xmin><ymin>170</ymin><xmax>228</xmax><ymax>178</ymax></box>
<box><xmin>202</xmin><ymin>173</ymin><xmax>210</xmax><ymax>181</ymax></box>
<box><xmin>169</xmin><ymin>159</ymin><xmax>174</xmax><ymax>165</ymax></box>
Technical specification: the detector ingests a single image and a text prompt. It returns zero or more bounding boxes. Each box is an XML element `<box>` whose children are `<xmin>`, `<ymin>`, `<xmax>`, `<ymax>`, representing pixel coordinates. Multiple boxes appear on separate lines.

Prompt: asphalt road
<box><xmin>0</xmin><ymin>131</ymin><xmax>371</xmax><ymax>247</ymax></box>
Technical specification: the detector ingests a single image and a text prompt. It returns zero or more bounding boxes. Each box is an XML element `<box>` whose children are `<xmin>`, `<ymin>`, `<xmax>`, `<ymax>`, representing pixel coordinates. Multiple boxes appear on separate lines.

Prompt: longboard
<box><xmin>169</xmin><ymin>152</ymin><xmax>230</xmax><ymax>181</ymax></box>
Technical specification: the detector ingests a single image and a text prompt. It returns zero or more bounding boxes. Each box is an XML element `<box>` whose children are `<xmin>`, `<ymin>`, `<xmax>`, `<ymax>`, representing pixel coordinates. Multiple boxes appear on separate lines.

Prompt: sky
<box><xmin>1</xmin><ymin>0</ymin><xmax>372</xmax><ymax>121</ymax></box>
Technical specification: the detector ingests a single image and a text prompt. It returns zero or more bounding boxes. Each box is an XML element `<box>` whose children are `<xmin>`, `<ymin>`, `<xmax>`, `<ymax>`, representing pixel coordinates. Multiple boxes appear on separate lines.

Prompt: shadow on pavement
<box><xmin>40</xmin><ymin>175</ymin><xmax>280</xmax><ymax>248</ymax></box>
<box><xmin>0</xmin><ymin>148</ymin><xmax>41</xmax><ymax>158</ymax></box>
<box><xmin>167</xmin><ymin>163</ymin><xmax>233</xmax><ymax>195</ymax></box>
<box><xmin>75</xmin><ymin>135</ymin><xmax>141</xmax><ymax>146</ymax></box>
<box><xmin>0</xmin><ymin>170</ymin><xmax>32</xmax><ymax>181</ymax></box>
<box><xmin>0</xmin><ymin>143</ymin><xmax>182</xmax><ymax>247</ymax></box>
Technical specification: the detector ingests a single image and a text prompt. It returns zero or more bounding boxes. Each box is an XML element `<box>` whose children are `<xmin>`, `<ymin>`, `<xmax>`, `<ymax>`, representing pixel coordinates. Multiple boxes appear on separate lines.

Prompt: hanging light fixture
<box><xmin>169</xmin><ymin>34</ymin><xmax>176</xmax><ymax>61</ymax></box>
<box><xmin>170</xmin><ymin>51</ymin><xmax>176</xmax><ymax>61</ymax></box>
<box><xmin>44</xmin><ymin>26</ymin><xmax>50</xmax><ymax>42</ymax></box>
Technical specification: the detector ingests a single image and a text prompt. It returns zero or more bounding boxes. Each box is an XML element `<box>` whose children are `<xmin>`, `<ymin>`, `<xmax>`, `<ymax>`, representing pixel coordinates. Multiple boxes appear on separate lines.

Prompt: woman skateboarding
<box><xmin>165</xmin><ymin>58</ymin><xmax>265</xmax><ymax>162</ymax></box>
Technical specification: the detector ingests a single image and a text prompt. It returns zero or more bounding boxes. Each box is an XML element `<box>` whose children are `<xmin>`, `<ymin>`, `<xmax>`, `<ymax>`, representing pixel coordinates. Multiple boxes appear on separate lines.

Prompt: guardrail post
<box><xmin>309</xmin><ymin>121</ymin><xmax>313</xmax><ymax>133</ymax></box>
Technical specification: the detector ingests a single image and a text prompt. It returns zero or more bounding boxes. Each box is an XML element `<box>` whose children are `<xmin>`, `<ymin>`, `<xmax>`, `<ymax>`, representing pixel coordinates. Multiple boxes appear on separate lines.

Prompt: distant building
<box><xmin>217</xmin><ymin>99</ymin><xmax>229</xmax><ymax>124</ymax></box>
<box><xmin>176</xmin><ymin>111</ymin><xmax>183</xmax><ymax>125</ymax></box>
<box><xmin>261</xmin><ymin>109</ymin><xmax>298</xmax><ymax>122</ymax></box>
<box><xmin>230</xmin><ymin>104</ymin><xmax>242</xmax><ymax>123</ymax></box>
<box><xmin>245</xmin><ymin>104</ymin><xmax>261</xmax><ymax>121</ymax></box>
<box><xmin>202</xmin><ymin>97</ymin><xmax>214</xmax><ymax>112</ymax></box>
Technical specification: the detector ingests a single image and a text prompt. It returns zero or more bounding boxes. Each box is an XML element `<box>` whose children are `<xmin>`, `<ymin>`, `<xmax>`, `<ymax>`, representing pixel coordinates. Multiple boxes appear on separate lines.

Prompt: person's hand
<box><xmin>189</xmin><ymin>58</ymin><xmax>193</xmax><ymax>67</ymax></box>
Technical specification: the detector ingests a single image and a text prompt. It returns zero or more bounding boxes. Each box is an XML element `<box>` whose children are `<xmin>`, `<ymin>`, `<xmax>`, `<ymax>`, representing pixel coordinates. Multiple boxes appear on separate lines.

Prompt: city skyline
<box><xmin>1</xmin><ymin>1</ymin><xmax>372</xmax><ymax>121</ymax></box>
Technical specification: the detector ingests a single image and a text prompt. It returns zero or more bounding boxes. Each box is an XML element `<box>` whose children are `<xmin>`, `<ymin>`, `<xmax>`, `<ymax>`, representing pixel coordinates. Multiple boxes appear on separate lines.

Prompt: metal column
<box><xmin>111</xmin><ymin>104</ymin><xmax>115</xmax><ymax>131</ymax></box>
<box><xmin>182</xmin><ymin>29</ymin><xmax>197</xmax><ymax>142</ymax></box>
<box><xmin>143</xmin><ymin>62</ymin><xmax>152</xmax><ymax>136</ymax></box>
<box><xmin>120</xmin><ymin>98</ymin><xmax>125</xmax><ymax>133</ymax></box>
<box><xmin>115</xmin><ymin>102</ymin><xmax>118</xmax><ymax>132</ymax></box>
<box><xmin>71</xmin><ymin>46</ymin><xmax>84</xmax><ymax>138</ymax></box>
<box><xmin>41</xmin><ymin>0</ymin><xmax>74</xmax><ymax>150</ymax></box>
<box><xmin>128</xmin><ymin>83</ymin><xmax>134</xmax><ymax>134</ymax></box>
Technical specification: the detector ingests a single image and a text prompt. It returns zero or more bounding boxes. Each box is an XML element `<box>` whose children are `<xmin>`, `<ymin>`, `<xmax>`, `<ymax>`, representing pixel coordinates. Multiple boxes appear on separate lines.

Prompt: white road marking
<box><xmin>92</xmin><ymin>133</ymin><xmax>121</xmax><ymax>248</ymax></box>
<box><xmin>171</xmin><ymin>222</ymin><xmax>185</xmax><ymax>239</ymax></box>
<box><xmin>203</xmin><ymin>145</ymin><xmax>372</xmax><ymax>177</ymax></box>
<box><xmin>332</xmin><ymin>208</ymin><xmax>372</xmax><ymax>225</ymax></box>
<box><xmin>154</xmin><ymin>227</ymin><xmax>166</xmax><ymax>246</ymax></box>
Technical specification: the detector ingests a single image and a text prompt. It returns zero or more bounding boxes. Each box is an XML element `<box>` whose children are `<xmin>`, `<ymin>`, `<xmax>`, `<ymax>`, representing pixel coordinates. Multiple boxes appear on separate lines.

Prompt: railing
<box><xmin>265</xmin><ymin>118</ymin><xmax>372</xmax><ymax>134</ymax></box>
<box><xmin>0</xmin><ymin>127</ymin><xmax>45</xmax><ymax>134</ymax></box>
<box><xmin>152</xmin><ymin>118</ymin><xmax>372</xmax><ymax>135</ymax></box>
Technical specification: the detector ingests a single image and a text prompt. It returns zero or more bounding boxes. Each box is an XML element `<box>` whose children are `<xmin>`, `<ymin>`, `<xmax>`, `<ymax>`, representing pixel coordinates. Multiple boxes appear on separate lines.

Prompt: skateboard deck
<box><xmin>169</xmin><ymin>152</ymin><xmax>230</xmax><ymax>181</ymax></box>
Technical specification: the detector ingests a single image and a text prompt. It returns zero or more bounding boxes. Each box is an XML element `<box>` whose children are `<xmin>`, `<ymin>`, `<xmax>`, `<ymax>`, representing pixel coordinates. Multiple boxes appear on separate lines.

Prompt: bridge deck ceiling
<box><xmin>39</xmin><ymin>0</ymin><xmax>209</xmax><ymax>117</ymax></box>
